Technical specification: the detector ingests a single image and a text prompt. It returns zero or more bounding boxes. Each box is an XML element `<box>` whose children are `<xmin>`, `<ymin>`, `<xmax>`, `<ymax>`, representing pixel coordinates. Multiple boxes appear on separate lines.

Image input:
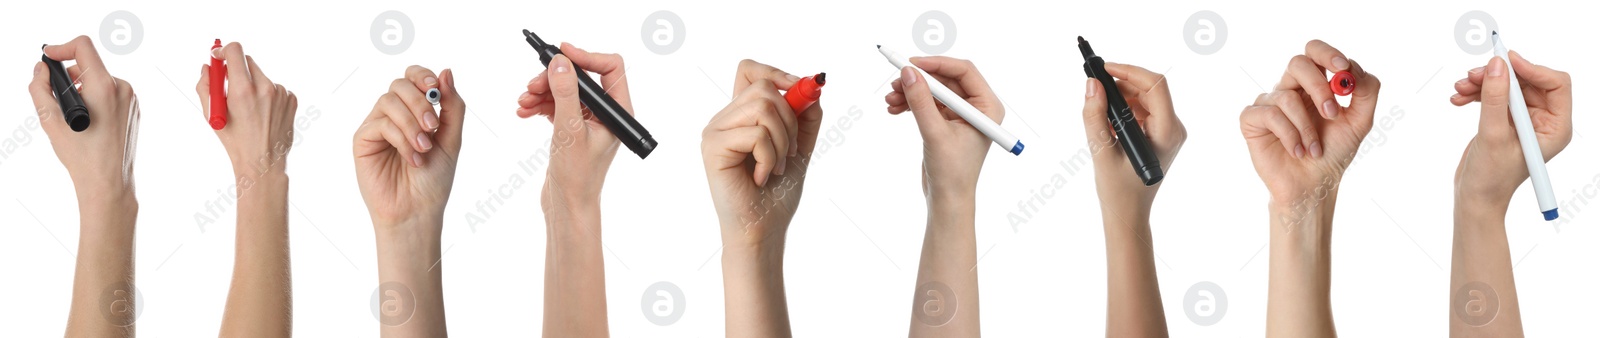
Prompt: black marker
<box><xmin>522</xmin><ymin>29</ymin><xmax>657</xmax><ymax>159</ymax></box>
<box><xmin>1079</xmin><ymin>36</ymin><xmax>1162</xmax><ymax>186</ymax></box>
<box><xmin>42</xmin><ymin>46</ymin><xmax>90</xmax><ymax>132</ymax></box>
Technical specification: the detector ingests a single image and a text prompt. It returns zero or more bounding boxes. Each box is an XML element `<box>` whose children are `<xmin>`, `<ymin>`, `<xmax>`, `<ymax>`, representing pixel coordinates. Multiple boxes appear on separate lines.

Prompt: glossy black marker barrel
<box><xmin>523</xmin><ymin>29</ymin><xmax>657</xmax><ymax>159</ymax></box>
<box><xmin>1079</xmin><ymin>36</ymin><xmax>1162</xmax><ymax>186</ymax></box>
<box><xmin>42</xmin><ymin>50</ymin><xmax>90</xmax><ymax>132</ymax></box>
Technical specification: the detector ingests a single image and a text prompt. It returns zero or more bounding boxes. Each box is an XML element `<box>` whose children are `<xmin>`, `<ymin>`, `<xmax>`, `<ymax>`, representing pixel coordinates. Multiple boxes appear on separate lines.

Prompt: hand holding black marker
<box><xmin>42</xmin><ymin>46</ymin><xmax>90</xmax><ymax>132</ymax></box>
<box><xmin>523</xmin><ymin>29</ymin><xmax>657</xmax><ymax>159</ymax></box>
<box><xmin>1080</xmin><ymin>37</ymin><xmax>1162</xmax><ymax>186</ymax></box>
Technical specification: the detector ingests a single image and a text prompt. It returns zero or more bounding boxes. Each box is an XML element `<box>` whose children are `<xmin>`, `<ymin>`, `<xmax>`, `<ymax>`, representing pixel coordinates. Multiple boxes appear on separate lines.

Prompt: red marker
<box><xmin>209</xmin><ymin>39</ymin><xmax>228</xmax><ymax>130</ymax></box>
<box><xmin>783</xmin><ymin>72</ymin><xmax>825</xmax><ymax>114</ymax></box>
<box><xmin>1329</xmin><ymin>70</ymin><xmax>1354</xmax><ymax>96</ymax></box>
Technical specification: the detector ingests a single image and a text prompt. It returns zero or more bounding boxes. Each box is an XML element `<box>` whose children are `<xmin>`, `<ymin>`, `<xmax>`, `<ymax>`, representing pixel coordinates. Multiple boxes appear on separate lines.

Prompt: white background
<box><xmin>1</xmin><ymin>0</ymin><xmax>1595</xmax><ymax>336</ymax></box>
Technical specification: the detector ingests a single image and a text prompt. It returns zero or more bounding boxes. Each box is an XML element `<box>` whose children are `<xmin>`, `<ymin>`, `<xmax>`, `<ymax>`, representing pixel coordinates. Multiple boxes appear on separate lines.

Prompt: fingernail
<box><xmin>519</xmin><ymin>91</ymin><xmax>531</xmax><ymax>102</ymax></box>
<box><xmin>529</xmin><ymin>77</ymin><xmax>538</xmax><ymax>85</ymax></box>
<box><xmin>34</xmin><ymin>62</ymin><xmax>43</xmax><ymax>75</ymax></box>
<box><xmin>1293</xmin><ymin>144</ymin><xmax>1305</xmax><ymax>158</ymax></box>
<box><xmin>424</xmin><ymin>113</ymin><xmax>439</xmax><ymax>130</ymax></box>
<box><xmin>410</xmin><ymin>153</ymin><xmax>423</xmax><ymax>168</ymax></box>
<box><xmin>555</xmin><ymin>64</ymin><xmax>569</xmax><ymax>73</ymax></box>
<box><xmin>1309</xmin><ymin>141</ymin><xmax>1323</xmax><ymax>158</ymax></box>
<box><xmin>1457</xmin><ymin>78</ymin><xmax>1469</xmax><ymax>87</ymax></box>
<box><xmin>416</xmin><ymin>133</ymin><xmax>432</xmax><ymax>151</ymax></box>
<box><xmin>1487</xmin><ymin>58</ymin><xmax>1505</xmax><ymax>77</ymax></box>
<box><xmin>755</xmin><ymin>171</ymin><xmax>769</xmax><ymax>187</ymax></box>
<box><xmin>211</xmin><ymin>48</ymin><xmax>222</xmax><ymax>59</ymax></box>
<box><xmin>1332</xmin><ymin>56</ymin><xmax>1350</xmax><ymax>71</ymax></box>
<box><xmin>425</xmin><ymin>76</ymin><xmax>438</xmax><ymax>87</ymax></box>
<box><xmin>1085</xmin><ymin>78</ymin><xmax>1097</xmax><ymax>98</ymax></box>
<box><xmin>901</xmin><ymin>67</ymin><xmax>917</xmax><ymax>86</ymax></box>
<box><xmin>1322</xmin><ymin>100</ymin><xmax>1339</xmax><ymax>119</ymax></box>
<box><xmin>789</xmin><ymin>141</ymin><xmax>798</xmax><ymax>157</ymax></box>
<box><xmin>776</xmin><ymin>156</ymin><xmax>787</xmax><ymax>176</ymax></box>
<box><xmin>786</xmin><ymin>74</ymin><xmax>801</xmax><ymax>83</ymax></box>
<box><xmin>1469</xmin><ymin>67</ymin><xmax>1483</xmax><ymax>75</ymax></box>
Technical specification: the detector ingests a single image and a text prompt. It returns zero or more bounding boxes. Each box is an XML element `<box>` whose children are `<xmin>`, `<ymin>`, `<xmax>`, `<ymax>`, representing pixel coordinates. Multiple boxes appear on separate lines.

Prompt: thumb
<box><xmin>547</xmin><ymin>54</ymin><xmax>587</xmax><ymax>149</ymax></box>
<box><xmin>898</xmin><ymin>66</ymin><xmax>945</xmax><ymax>134</ymax></box>
<box><xmin>1081</xmin><ymin>78</ymin><xmax>1115</xmax><ymax>152</ymax></box>
<box><xmin>1478</xmin><ymin>56</ymin><xmax>1515</xmax><ymax>139</ymax></box>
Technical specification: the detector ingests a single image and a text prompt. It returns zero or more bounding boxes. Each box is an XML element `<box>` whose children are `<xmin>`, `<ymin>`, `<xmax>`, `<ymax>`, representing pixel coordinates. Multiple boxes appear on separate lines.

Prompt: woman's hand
<box><xmin>1081</xmin><ymin>62</ymin><xmax>1185</xmax><ymax>209</ymax></box>
<box><xmin>701</xmin><ymin>59</ymin><xmax>822</xmax><ymax>249</ymax></box>
<box><xmin>1240</xmin><ymin>40</ymin><xmax>1380</xmax><ymax>208</ymax></box>
<box><xmin>354</xmin><ymin>66</ymin><xmax>465</xmax><ymax>230</ymax></box>
<box><xmin>29</xmin><ymin>35</ymin><xmax>140</xmax><ymax>201</ymax></box>
<box><xmin>195</xmin><ymin>42</ymin><xmax>297</xmax><ymax>180</ymax></box>
<box><xmin>1449</xmin><ymin>52</ymin><xmax>1572</xmax><ymax>207</ymax></box>
<box><xmin>884</xmin><ymin>56</ymin><xmax>1002</xmax><ymax>196</ymax></box>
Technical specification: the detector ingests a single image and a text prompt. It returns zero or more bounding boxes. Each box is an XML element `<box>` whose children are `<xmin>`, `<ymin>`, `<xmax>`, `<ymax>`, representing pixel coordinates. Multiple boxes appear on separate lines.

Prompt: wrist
<box><xmin>236</xmin><ymin>171</ymin><xmax>289</xmax><ymax>200</ymax></box>
<box><xmin>377</xmin><ymin>214</ymin><xmax>444</xmax><ymax>250</ymax></box>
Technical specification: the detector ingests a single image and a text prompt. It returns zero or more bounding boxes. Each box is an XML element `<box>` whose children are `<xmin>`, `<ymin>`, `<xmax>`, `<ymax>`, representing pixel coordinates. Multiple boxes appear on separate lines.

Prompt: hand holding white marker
<box><xmin>1492</xmin><ymin>32</ymin><xmax>1559</xmax><ymax>221</ymax></box>
<box><xmin>878</xmin><ymin>46</ymin><xmax>1023</xmax><ymax>155</ymax></box>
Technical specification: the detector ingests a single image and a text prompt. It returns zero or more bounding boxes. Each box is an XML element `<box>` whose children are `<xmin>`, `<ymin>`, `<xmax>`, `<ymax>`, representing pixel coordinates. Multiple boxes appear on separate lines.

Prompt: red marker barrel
<box><xmin>209</xmin><ymin>39</ymin><xmax>228</xmax><ymax>130</ymax></box>
<box><xmin>784</xmin><ymin>72</ymin><xmax>825</xmax><ymax>114</ymax></box>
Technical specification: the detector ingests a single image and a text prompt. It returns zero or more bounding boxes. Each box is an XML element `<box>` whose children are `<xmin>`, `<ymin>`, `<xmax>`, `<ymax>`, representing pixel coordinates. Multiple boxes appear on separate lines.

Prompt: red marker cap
<box><xmin>784</xmin><ymin>72</ymin><xmax>825</xmax><ymax>114</ymax></box>
<box><xmin>209</xmin><ymin>39</ymin><xmax>228</xmax><ymax>130</ymax></box>
<box><xmin>1329</xmin><ymin>70</ymin><xmax>1354</xmax><ymax>96</ymax></box>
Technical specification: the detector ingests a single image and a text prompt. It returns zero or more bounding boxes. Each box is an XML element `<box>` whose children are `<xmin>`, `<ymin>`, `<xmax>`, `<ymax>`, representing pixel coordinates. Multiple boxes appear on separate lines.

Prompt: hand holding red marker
<box><xmin>209</xmin><ymin>39</ymin><xmax>228</xmax><ymax>129</ymax></box>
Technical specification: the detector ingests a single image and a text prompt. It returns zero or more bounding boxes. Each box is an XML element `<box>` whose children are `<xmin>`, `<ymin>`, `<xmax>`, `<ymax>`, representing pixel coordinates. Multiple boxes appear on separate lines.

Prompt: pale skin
<box><xmin>196</xmin><ymin>41</ymin><xmax>298</xmax><ymax>337</ymax></box>
<box><xmin>29</xmin><ymin>35</ymin><xmax>140</xmax><ymax>338</ymax></box>
<box><xmin>1079</xmin><ymin>63</ymin><xmax>1185</xmax><ymax>338</ymax></box>
<box><xmin>882</xmin><ymin>56</ymin><xmax>1004</xmax><ymax>337</ymax></box>
<box><xmin>1239</xmin><ymin>40</ymin><xmax>1381</xmax><ymax>337</ymax></box>
<box><xmin>354</xmin><ymin>65</ymin><xmax>467</xmax><ymax>337</ymax></box>
<box><xmin>1445</xmin><ymin>51</ymin><xmax>1571</xmax><ymax>337</ymax></box>
<box><xmin>514</xmin><ymin>43</ymin><xmax>634</xmax><ymax>337</ymax></box>
<box><xmin>701</xmin><ymin>59</ymin><xmax>825</xmax><ymax>337</ymax></box>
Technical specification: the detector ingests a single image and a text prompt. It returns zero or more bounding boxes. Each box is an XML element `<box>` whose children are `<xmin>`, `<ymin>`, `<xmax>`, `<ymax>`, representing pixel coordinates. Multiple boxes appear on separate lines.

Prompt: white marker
<box><xmin>878</xmin><ymin>45</ymin><xmax>1024</xmax><ymax>155</ymax></box>
<box><xmin>1493</xmin><ymin>31</ymin><xmax>1559</xmax><ymax>221</ymax></box>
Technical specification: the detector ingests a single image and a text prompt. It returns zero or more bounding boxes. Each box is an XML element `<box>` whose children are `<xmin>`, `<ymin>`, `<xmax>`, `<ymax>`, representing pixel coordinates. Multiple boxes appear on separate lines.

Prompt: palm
<box><xmin>355</xmin><ymin>145</ymin><xmax>457</xmax><ymax>226</ymax></box>
<box><xmin>1246</xmin><ymin>94</ymin><xmax>1369</xmax><ymax>200</ymax></box>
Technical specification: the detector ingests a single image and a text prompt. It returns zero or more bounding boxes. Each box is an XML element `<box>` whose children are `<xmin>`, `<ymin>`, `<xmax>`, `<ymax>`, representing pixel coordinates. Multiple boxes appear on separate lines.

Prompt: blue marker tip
<box><xmin>1010</xmin><ymin>142</ymin><xmax>1024</xmax><ymax>156</ymax></box>
<box><xmin>1542</xmin><ymin>208</ymin><xmax>1559</xmax><ymax>221</ymax></box>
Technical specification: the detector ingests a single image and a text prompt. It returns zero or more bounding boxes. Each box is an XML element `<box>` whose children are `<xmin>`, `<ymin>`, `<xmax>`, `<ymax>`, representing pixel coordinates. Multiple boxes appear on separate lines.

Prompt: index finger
<box><xmin>220</xmin><ymin>42</ymin><xmax>254</xmax><ymax>93</ymax></box>
<box><xmin>733</xmin><ymin>59</ymin><xmax>798</xmax><ymax>95</ymax></box>
<box><xmin>908</xmin><ymin>56</ymin><xmax>995</xmax><ymax>100</ymax></box>
<box><xmin>42</xmin><ymin>36</ymin><xmax>107</xmax><ymax>83</ymax></box>
<box><xmin>1304</xmin><ymin>40</ymin><xmax>1352</xmax><ymax>73</ymax></box>
<box><xmin>404</xmin><ymin>65</ymin><xmax>440</xmax><ymax>95</ymax></box>
<box><xmin>1104</xmin><ymin>62</ymin><xmax>1174</xmax><ymax>118</ymax></box>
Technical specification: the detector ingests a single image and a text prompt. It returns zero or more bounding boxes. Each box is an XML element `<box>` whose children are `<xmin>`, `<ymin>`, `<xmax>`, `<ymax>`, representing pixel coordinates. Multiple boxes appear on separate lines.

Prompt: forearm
<box><xmin>542</xmin><ymin>204</ymin><xmax>609</xmax><ymax>337</ymax></box>
<box><xmin>1265</xmin><ymin>195</ymin><xmax>1337</xmax><ymax>337</ymax></box>
<box><xmin>1450</xmin><ymin>196</ymin><xmax>1522</xmax><ymax>337</ymax></box>
<box><xmin>721</xmin><ymin>230</ymin><xmax>790</xmax><ymax>337</ymax></box>
<box><xmin>220</xmin><ymin>173</ymin><xmax>292</xmax><ymax>336</ymax></box>
<box><xmin>1101</xmin><ymin>201</ymin><xmax>1167</xmax><ymax>337</ymax></box>
<box><xmin>376</xmin><ymin>215</ymin><xmax>447</xmax><ymax>337</ymax></box>
<box><xmin>66</xmin><ymin>191</ymin><xmax>138</xmax><ymax>337</ymax></box>
<box><xmin>907</xmin><ymin>190</ymin><xmax>980</xmax><ymax>337</ymax></box>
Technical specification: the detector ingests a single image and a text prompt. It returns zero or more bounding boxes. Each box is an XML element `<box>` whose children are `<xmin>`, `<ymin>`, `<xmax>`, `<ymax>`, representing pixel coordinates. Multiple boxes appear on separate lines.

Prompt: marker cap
<box><xmin>1543</xmin><ymin>208</ymin><xmax>1559</xmax><ymax>221</ymax></box>
<box><xmin>1330</xmin><ymin>71</ymin><xmax>1355</xmax><ymax>96</ymax></box>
